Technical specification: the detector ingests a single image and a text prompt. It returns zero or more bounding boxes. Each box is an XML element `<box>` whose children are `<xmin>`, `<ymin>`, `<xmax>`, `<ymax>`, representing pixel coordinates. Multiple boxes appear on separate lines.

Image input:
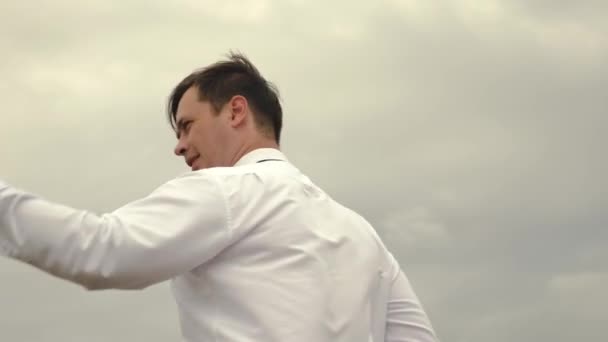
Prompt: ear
<box><xmin>228</xmin><ymin>95</ymin><xmax>248</xmax><ymax>128</ymax></box>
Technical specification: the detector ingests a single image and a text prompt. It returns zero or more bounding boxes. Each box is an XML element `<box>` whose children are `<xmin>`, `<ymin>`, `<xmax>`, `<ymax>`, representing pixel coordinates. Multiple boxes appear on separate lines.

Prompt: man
<box><xmin>0</xmin><ymin>52</ymin><xmax>438</xmax><ymax>341</ymax></box>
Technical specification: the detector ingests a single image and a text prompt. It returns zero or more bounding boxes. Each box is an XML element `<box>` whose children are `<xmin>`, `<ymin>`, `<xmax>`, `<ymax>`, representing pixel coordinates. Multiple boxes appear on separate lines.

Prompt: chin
<box><xmin>191</xmin><ymin>163</ymin><xmax>206</xmax><ymax>171</ymax></box>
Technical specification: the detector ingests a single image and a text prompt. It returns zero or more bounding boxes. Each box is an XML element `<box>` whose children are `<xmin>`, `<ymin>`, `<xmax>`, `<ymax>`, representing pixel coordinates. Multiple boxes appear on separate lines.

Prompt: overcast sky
<box><xmin>0</xmin><ymin>1</ymin><xmax>606</xmax><ymax>341</ymax></box>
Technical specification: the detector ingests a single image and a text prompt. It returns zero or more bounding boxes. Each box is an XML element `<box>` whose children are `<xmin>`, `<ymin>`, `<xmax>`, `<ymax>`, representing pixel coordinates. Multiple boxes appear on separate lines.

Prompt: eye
<box><xmin>185</xmin><ymin>121</ymin><xmax>193</xmax><ymax>131</ymax></box>
<box><xmin>179</xmin><ymin>121</ymin><xmax>193</xmax><ymax>137</ymax></box>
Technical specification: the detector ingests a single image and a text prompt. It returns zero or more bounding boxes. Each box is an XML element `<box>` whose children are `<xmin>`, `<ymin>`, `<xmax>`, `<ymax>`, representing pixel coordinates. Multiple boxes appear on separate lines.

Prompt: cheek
<box><xmin>214</xmin><ymin>121</ymin><xmax>234</xmax><ymax>143</ymax></box>
<box><xmin>191</xmin><ymin>126</ymin><xmax>216</xmax><ymax>154</ymax></box>
<box><xmin>190</xmin><ymin>134</ymin><xmax>206</xmax><ymax>154</ymax></box>
<box><xmin>192</xmin><ymin>120</ymin><xmax>229</xmax><ymax>157</ymax></box>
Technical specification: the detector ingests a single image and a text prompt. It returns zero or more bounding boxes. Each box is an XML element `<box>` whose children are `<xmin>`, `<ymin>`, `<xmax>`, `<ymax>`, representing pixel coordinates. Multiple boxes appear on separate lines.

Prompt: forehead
<box><xmin>175</xmin><ymin>86</ymin><xmax>201</xmax><ymax>122</ymax></box>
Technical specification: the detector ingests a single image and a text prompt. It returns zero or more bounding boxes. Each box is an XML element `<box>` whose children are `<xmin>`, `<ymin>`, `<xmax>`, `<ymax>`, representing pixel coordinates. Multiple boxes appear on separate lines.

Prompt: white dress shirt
<box><xmin>0</xmin><ymin>148</ymin><xmax>437</xmax><ymax>341</ymax></box>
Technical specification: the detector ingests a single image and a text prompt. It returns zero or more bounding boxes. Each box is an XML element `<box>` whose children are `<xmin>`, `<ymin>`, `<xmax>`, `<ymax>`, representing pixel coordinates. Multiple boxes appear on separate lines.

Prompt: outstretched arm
<box><xmin>0</xmin><ymin>173</ymin><xmax>229</xmax><ymax>290</ymax></box>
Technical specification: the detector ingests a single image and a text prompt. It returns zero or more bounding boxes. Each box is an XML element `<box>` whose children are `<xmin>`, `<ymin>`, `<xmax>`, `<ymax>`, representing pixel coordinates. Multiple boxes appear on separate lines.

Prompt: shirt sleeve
<box><xmin>385</xmin><ymin>256</ymin><xmax>439</xmax><ymax>342</ymax></box>
<box><xmin>0</xmin><ymin>172</ymin><xmax>230</xmax><ymax>290</ymax></box>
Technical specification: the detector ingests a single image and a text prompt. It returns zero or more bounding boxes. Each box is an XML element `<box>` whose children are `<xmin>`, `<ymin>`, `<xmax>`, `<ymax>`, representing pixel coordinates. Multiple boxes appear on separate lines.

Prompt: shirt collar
<box><xmin>234</xmin><ymin>148</ymin><xmax>288</xmax><ymax>167</ymax></box>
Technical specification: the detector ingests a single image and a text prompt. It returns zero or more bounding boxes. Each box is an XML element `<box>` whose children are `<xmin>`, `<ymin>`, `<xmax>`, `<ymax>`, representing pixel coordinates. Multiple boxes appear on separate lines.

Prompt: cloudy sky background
<box><xmin>0</xmin><ymin>0</ymin><xmax>606</xmax><ymax>341</ymax></box>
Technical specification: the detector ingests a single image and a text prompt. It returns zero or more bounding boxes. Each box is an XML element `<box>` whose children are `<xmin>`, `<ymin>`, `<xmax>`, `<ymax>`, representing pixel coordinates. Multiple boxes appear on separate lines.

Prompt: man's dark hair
<box><xmin>167</xmin><ymin>51</ymin><xmax>283</xmax><ymax>143</ymax></box>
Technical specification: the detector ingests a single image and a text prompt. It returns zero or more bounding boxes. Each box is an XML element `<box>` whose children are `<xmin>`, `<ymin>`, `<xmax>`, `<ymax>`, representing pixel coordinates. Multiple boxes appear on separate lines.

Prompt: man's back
<box><xmin>1</xmin><ymin>52</ymin><xmax>437</xmax><ymax>341</ymax></box>
<box><xmin>171</xmin><ymin>149</ymin><xmax>437</xmax><ymax>341</ymax></box>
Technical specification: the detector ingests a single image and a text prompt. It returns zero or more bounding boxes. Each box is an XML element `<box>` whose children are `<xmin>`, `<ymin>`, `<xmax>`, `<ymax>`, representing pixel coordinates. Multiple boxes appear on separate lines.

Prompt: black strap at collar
<box><xmin>256</xmin><ymin>158</ymin><xmax>285</xmax><ymax>163</ymax></box>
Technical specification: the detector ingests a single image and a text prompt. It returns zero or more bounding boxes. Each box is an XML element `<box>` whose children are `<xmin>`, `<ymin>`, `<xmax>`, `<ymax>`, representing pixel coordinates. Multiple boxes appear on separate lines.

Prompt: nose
<box><xmin>174</xmin><ymin>139</ymin><xmax>187</xmax><ymax>156</ymax></box>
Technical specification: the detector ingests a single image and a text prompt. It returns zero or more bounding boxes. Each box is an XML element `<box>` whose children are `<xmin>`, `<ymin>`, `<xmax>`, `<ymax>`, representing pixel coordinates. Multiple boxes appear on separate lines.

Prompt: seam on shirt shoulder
<box><xmin>209</xmin><ymin>173</ymin><xmax>233</xmax><ymax>239</ymax></box>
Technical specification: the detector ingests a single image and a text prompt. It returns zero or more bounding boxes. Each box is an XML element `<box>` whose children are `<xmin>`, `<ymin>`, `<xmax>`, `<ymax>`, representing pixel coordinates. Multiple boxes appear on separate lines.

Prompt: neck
<box><xmin>229</xmin><ymin>139</ymin><xmax>279</xmax><ymax>166</ymax></box>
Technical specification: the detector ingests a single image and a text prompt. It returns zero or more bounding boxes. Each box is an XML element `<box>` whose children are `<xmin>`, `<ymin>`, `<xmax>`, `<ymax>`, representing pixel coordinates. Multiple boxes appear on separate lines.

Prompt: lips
<box><xmin>186</xmin><ymin>156</ymin><xmax>199</xmax><ymax>168</ymax></box>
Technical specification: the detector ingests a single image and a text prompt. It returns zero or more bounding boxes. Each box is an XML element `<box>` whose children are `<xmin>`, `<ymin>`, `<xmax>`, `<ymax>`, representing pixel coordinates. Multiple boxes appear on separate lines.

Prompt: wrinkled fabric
<box><xmin>1</xmin><ymin>148</ymin><xmax>438</xmax><ymax>341</ymax></box>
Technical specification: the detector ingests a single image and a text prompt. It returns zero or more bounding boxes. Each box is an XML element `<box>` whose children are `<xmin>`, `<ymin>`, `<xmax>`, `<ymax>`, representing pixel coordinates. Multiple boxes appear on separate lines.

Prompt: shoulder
<box><xmin>164</xmin><ymin>166</ymin><xmax>269</xmax><ymax>200</ymax></box>
<box><xmin>197</xmin><ymin>162</ymin><xmax>303</xmax><ymax>183</ymax></box>
<box><xmin>167</xmin><ymin>162</ymin><xmax>313</xmax><ymax>198</ymax></box>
